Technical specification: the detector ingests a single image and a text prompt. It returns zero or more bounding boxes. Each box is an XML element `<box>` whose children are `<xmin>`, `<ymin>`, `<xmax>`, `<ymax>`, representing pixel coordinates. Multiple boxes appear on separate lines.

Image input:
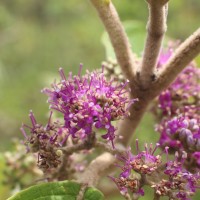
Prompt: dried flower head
<box><xmin>21</xmin><ymin>111</ymin><xmax>63</xmax><ymax>172</ymax></box>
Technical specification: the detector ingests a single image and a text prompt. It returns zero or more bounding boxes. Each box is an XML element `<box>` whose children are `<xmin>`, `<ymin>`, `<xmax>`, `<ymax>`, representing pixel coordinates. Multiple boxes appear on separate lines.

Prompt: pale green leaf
<box><xmin>7</xmin><ymin>181</ymin><xmax>104</xmax><ymax>200</ymax></box>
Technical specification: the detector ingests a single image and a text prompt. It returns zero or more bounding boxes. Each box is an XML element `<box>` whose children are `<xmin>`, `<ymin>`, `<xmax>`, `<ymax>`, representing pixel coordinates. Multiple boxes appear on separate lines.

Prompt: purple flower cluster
<box><xmin>157</xmin><ymin>115</ymin><xmax>200</xmax><ymax>172</ymax></box>
<box><xmin>156</xmin><ymin>47</ymin><xmax>200</xmax><ymax>116</ymax></box>
<box><xmin>158</xmin><ymin>65</ymin><xmax>200</xmax><ymax>116</ymax></box>
<box><xmin>153</xmin><ymin>153</ymin><xmax>200</xmax><ymax>200</ymax></box>
<box><xmin>119</xmin><ymin>143</ymin><xmax>161</xmax><ymax>176</ymax></box>
<box><xmin>153</xmin><ymin>46</ymin><xmax>200</xmax><ymax>172</ymax></box>
<box><xmin>21</xmin><ymin>111</ymin><xmax>63</xmax><ymax>171</ymax></box>
<box><xmin>110</xmin><ymin>141</ymin><xmax>162</xmax><ymax>197</ymax></box>
<box><xmin>111</xmin><ymin>142</ymin><xmax>200</xmax><ymax>199</ymax></box>
<box><xmin>157</xmin><ymin>47</ymin><xmax>173</xmax><ymax>68</ymax></box>
<box><xmin>109</xmin><ymin>176</ymin><xmax>144</xmax><ymax>197</ymax></box>
<box><xmin>157</xmin><ymin>116</ymin><xmax>200</xmax><ymax>151</ymax></box>
<box><xmin>43</xmin><ymin>66</ymin><xmax>136</xmax><ymax>147</ymax></box>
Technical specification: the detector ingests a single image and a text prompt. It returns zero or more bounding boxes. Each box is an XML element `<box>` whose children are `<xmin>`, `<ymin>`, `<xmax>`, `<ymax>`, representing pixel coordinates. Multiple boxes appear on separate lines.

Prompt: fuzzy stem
<box><xmin>95</xmin><ymin>141</ymin><xmax>125</xmax><ymax>154</ymax></box>
<box><xmin>60</xmin><ymin>143</ymin><xmax>88</xmax><ymax>154</ymax></box>
<box><xmin>140</xmin><ymin>0</ymin><xmax>169</xmax><ymax>87</ymax></box>
<box><xmin>78</xmin><ymin>152</ymin><xmax>115</xmax><ymax>186</ymax></box>
<box><xmin>76</xmin><ymin>184</ymin><xmax>88</xmax><ymax>200</ymax></box>
<box><xmin>116</xmin><ymin>92</ymin><xmax>149</xmax><ymax>146</ymax></box>
<box><xmin>90</xmin><ymin>0</ymin><xmax>135</xmax><ymax>81</ymax></box>
<box><xmin>153</xmin><ymin>28</ymin><xmax>200</xmax><ymax>93</ymax></box>
<box><xmin>59</xmin><ymin>133</ymin><xmax>96</xmax><ymax>154</ymax></box>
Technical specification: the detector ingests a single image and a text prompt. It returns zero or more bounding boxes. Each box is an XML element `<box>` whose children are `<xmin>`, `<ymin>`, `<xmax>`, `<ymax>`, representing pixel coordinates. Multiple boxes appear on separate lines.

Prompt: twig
<box><xmin>56</xmin><ymin>154</ymin><xmax>71</xmax><ymax>181</ymax></box>
<box><xmin>140</xmin><ymin>0</ymin><xmax>169</xmax><ymax>87</ymax></box>
<box><xmin>124</xmin><ymin>193</ymin><xmax>132</xmax><ymax>200</ymax></box>
<box><xmin>60</xmin><ymin>143</ymin><xmax>87</xmax><ymax>154</ymax></box>
<box><xmin>95</xmin><ymin>141</ymin><xmax>125</xmax><ymax>155</ymax></box>
<box><xmin>116</xmin><ymin>95</ymin><xmax>149</xmax><ymax>146</ymax></box>
<box><xmin>90</xmin><ymin>0</ymin><xmax>135</xmax><ymax>81</ymax></box>
<box><xmin>76</xmin><ymin>183</ymin><xmax>88</xmax><ymax>200</ymax></box>
<box><xmin>59</xmin><ymin>133</ymin><xmax>96</xmax><ymax>154</ymax></box>
<box><xmin>153</xmin><ymin>28</ymin><xmax>200</xmax><ymax>94</ymax></box>
<box><xmin>77</xmin><ymin>152</ymin><xmax>116</xmax><ymax>186</ymax></box>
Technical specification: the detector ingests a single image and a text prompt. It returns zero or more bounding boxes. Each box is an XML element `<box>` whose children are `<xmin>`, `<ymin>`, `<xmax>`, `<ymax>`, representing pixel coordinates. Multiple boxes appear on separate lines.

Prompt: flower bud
<box><xmin>56</xmin><ymin>150</ymin><xmax>63</xmax><ymax>157</ymax></box>
<box><xmin>166</xmin><ymin>128</ymin><xmax>171</xmax><ymax>135</ymax></box>
<box><xmin>184</xmin><ymin>129</ymin><xmax>192</xmax><ymax>137</ymax></box>
<box><xmin>192</xmin><ymin>125</ymin><xmax>199</xmax><ymax>131</ymax></box>
<box><xmin>196</xmin><ymin>139</ymin><xmax>200</xmax><ymax>151</ymax></box>
<box><xmin>179</xmin><ymin>128</ymin><xmax>187</xmax><ymax>140</ymax></box>
<box><xmin>189</xmin><ymin>119</ymin><xmax>197</xmax><ymax>129</ymax></box>
<box><xmin>182</xmin><ymin>119</ymin><xmax>189</xmax><ymax>128</ymax></box>
<box><xmin>187</xmin><ymin>135</ymin><xmax>195</xmax><ymax>147</ymax></box>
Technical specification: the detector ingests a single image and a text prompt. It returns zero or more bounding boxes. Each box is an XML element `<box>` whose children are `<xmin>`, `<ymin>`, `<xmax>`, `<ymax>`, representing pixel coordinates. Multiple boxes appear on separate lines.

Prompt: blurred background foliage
<box><xmin>0</xmin><ymin>0</ymin><xmax>199</xmax><ymax>199</ymax></box>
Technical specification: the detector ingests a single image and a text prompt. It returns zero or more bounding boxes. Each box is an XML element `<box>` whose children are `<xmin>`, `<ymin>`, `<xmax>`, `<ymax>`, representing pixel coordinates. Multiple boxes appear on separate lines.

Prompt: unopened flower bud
<box><xmin>196</xmin><ymin>139</ymin><xmax>200</xmax><ymax>151</ymax></box>
<box><xmin>189</xmin><ymin>119</ymin><xmax>197</xmax><ymax>129</ymax></box>
<box><xmin>166</xmin><ymin>128</ymin><xmax>171</xmax><ymax>135</ymax></box>
<box><xmin>192</xmin><ymin>125</ymin><xmax>199</xmax><ymax>131</ymax></box>
<box><xmin>187</xmin><ymin>135</ymin><xmax>195</xmax><ymax>147</ymax></box>
<box><xmin>179</xmin><ymin>128</ymin><xmax>187</xmax><ymax>140</ymax></box>
<box><xmin>184</xmin><ymin>129</ymin><xmax>192</xmax><ymax>137</ymax></box>
<box><xmin>56</xmin><ymin>150</ymin><xmax>63</xmax><ymax>157</ymax></box>
<box><xmin>182</xmin><ymin>120</ymin><xmax>189</xmax><ymax>128</ymax></box>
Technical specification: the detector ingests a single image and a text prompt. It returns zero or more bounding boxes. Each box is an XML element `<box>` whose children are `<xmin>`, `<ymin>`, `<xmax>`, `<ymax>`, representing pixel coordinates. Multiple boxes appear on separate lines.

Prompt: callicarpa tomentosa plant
<box><xmin>6</xmin><ymin>0</ymin><xmax>200</xmax><ymax>200</ymax></box>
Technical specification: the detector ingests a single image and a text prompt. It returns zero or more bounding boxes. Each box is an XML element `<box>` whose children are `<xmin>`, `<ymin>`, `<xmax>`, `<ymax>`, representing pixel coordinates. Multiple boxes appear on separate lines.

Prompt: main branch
<box><xmin>90</xmin><ymin>0</ymin><xmax>135</xmax><ymax>81</ymax></box>
<box><xmin>140</xmin><ymin>0</ymin><xmax>169</xmax><ymax>87</ymax></box>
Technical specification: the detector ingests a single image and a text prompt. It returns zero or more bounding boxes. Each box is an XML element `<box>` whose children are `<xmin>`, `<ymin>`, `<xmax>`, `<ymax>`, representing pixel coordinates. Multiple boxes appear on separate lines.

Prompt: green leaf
<box><xmin>84</xmin><ymin>187</ymin><xmax>104</xmax><ymax>200</ymax></box>
<box><xmin>7</xmin><ymin>181</ymin><xmax>104</xmax><ymax>200</ymax></box>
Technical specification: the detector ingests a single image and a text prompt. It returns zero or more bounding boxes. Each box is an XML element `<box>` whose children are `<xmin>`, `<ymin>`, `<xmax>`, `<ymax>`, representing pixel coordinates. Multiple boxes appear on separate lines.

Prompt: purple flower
<box><xmin>157</xmin><ymin>115</ymin><xmax>200</xmax><ymax>154</ymax></box>
<box><xmin>154</xmin><ymin>45</ymin><xmax>200</xmax><ymax>117</ymax></box>
<box><xmin>164</xmin><ymin>153</ymin><xmax>200</xmax><ymax>199</ymax></box>
<box><xmin>166</xmin><ymin>116</ymin><xmax>187</xmax><ymax>135</ymax></box>
<box><xmin>153</xmin><ymin>152</ymin><xmax>200</xmax><ymax>200</ymax></box>
<box><xmin>115</xmin><ymin>141</ymin><xmax>162</xmax><ymax>176</ymax></box>
<box><xmin>109</xmin><ymin>141</ymin><xmax>162</xmax><ymax>197</ymax></box>
<box><xmin>157</xmin><ymin>47</ymin><xmax>173</xmax><ymax>68</ymax></box>
<box><xmin>193</xmin><ymin>152</ymin><xmax>200</xmax><ymax>167</ymax></box>
<box><xmin>158</xmin><ymin>65</ymin><xmax>200</xmax><ymax>116</ymax></box>
<box><xmin>42</xmin><ymin>66</ymin><xmax>137</xmax><ymax>147</ymax></box>
<box><xmin>108</xmin><ymin>176</ymin><xmax>143</xmax><ymax>197</ymax></box>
